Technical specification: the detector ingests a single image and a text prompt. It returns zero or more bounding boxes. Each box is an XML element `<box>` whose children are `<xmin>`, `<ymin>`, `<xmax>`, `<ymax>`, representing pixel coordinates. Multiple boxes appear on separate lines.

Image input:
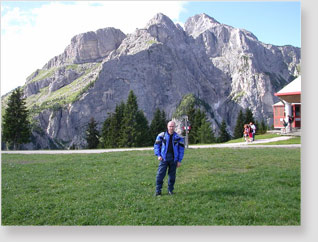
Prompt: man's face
<box><xmin>167</xmin><ymin>122</ymin><xmax>175</xmax><ymax>135</ymax></box>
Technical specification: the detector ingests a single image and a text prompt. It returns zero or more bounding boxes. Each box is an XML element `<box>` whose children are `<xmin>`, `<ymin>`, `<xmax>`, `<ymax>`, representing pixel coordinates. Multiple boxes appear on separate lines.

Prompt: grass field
<box><xmin>1</xmin><ymin>147</ymin><xmax>300</xmax><ymax>225</ymax></box>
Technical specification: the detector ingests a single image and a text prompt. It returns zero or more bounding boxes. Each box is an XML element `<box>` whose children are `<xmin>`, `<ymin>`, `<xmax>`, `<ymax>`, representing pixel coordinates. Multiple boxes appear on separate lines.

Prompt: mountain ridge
<box><xmin>1</xmin><ymin>13</ymin><xmax>300</xmax><ymax>149</ymax></box>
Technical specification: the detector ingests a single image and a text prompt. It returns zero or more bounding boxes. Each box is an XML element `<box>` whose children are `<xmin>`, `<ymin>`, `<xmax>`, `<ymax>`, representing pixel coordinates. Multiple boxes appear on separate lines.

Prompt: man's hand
<box><xmin>177</xmin><ymin>162</ymin><xmax>181</xmax><ymax>168</ymax></box>
<box><xmin>158</xmin><ymin>156</ymin><xmax>163</xmax><ymax>161</ymax></box>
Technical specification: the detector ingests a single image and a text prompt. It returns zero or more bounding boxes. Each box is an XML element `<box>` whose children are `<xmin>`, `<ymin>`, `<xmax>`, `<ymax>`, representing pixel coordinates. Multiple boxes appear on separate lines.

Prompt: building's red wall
<box><xmin>273</xmin><ymin>104</ymin><xmax>301</xmax><ymax>128</ymax></box>
<box><xmin>273</xmin><ymin>105</ymin><xmax>285</xmax><ymax>128</ymax></box>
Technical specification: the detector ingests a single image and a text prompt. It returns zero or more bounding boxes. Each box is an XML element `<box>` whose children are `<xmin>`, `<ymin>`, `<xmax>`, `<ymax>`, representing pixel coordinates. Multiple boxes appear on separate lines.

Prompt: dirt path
<box><xmin>1</xmin><ymin>136</ymin><xmax>300</xmax><ymax>155</ymax></box>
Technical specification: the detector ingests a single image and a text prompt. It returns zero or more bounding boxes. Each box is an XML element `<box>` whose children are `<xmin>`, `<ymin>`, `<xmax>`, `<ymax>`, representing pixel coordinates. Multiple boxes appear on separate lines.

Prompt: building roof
<box><xmin>274</xmin><ymin>76</ymin><xmax>301</xmax><ymax>103</ymax></box>
<box><xmin>273</xmin><ymin>101</ymin><xmax>284</xmax><ymax>106</ymax></box>
<box><xmin>272</xmin><ymin>101</ymin><xmax>301</xmax><ymax>106</ymax></box>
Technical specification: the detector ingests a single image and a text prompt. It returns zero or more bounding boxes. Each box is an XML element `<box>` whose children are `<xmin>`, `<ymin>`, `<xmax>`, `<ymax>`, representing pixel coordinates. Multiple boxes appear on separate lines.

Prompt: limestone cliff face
<box><xmin>184</xmin><ymin>14</ymin><xmax>300</xmax><ymax>122</ymax></box>
<box><xmin>44</xmin><ymin>27</ymin><xmax>126</xmax><ymax>69</ymax></box>
<box><xmin>2</xmin><ymin>13</ymin><xmax>300</xmax><ymax>149</ymax></box>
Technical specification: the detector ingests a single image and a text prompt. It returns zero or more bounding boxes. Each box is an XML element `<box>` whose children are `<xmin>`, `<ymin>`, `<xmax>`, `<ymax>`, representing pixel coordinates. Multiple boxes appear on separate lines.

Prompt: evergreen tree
<box><xmin>110</xmin><ymin>102</ymin><xmax>125</xmax><ymax>147</ymax></box>
<box><xmin>85</xmin><ymin>117</ymin><xmax>100</xmax><ymax>149</ymax></box>
<box><xmin>187</xmin><ymin>103</ymin><xmax>197</xmax><ymax>144</ymax></box>
<box><xmin>101</xmin><ymin>114</ymin><xmax>112</xmax><ymax>148</ymax></box>
<box><xmin>233</xmin><ymin>109</ymin><xmax>245</xmax><ymax>139</ymax></box>
<box><xmin>150</xmin><ymin>108</ymin><xmax>167</xmax><ymax>142</ymax></box>
<box><xmin>197</xmin><ymin>116</ymin><xmax>215</xmax><ymax>144</ymax></box>
<box><xmin>259</xmin><ymin>120</ymin><xmax>268</xmax><ymax>134</ymax></box>
<box><xmin>2</xmin><ymin>88</ymin><xmax>31</xmax><ymax>150</ymax></box>
<box><xmin>160</xmin><ymin>110</ymin><xmax>168</xmax><ymax>129</ymax></box>
<box><xmin>217</xmin><ymin>119</ymin><xmax>231</xmax><ymax>143</ymax></box>
<box><xmin>244</xmin><ymin>108</ymin><xmax>255</xmax><ymax>124</ymax></box>
<box><xmin>102</xmin><ymin>91</ymin><xmax>152</xmax><ymax>148</ymax></box>
<box><xmin>119</xmin><ymin>90</ymin><xmax>140</xmax><ymax>147</ymax></box>
<box><xmin>255</xmin><ymin>120</ymin><xmax>260</xmax><ymax>135</ymax></box>
<box><xmin>192</xmin><ymin>109</ymin><xmax>205</xmax><ymax>144</ymax></box>
<box><xmin>101</xmin><ymin>102</ymin><xmax>126</xmax><ymax>148</ymax></box>
<box><xmin>186</xmin><ymin>107</ymin><xmax>214</xmax><ymax>144</ymax></box>
<box><xmin>135</xmin><ymin>110</ymin><xmax>152</xmax><ymax>147</ymax></box>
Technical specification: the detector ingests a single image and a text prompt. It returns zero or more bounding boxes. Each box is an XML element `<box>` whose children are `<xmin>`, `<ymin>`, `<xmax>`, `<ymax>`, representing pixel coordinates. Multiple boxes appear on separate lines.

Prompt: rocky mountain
<box><xmin>1</xmin><ymin>13</ymin><xmax>300</xmax><ymax>149</ymax></box>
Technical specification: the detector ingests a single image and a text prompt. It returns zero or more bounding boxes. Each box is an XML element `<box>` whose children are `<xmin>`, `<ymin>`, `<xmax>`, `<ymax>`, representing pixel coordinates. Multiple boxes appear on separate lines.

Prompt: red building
<box><xmin>273</xmin><ymin>76</ymin><xmax>301</xmax><ymax>129</ymax></box>
<box><xmin>273</xmin><ymin>102</ymin><xmax>301</xmax><ymax>128</ymax></box>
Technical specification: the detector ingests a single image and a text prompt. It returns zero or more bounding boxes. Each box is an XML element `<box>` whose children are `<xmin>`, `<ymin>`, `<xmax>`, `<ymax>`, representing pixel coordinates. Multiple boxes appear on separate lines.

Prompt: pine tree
<box><xmin>101</xmin><ymin>114</ymin><xmax>112</xmax><ymax>148</ymax></box>
<box><xmin>233</xmin><ymin>109</ymin><xmax>245</xmax><ymax>139</ymax></box>
<box><xmin>192</xmin><ymin>109</ymin><xmax>205</xmax><ymax>143</ymax></box>
<box><xmin>260</xmin><ymin>120</ymin><xmax>268</xmax><ymax>134</ymax></box>
<box><xmin>187</xmin><ymin>103</ymin><xmax>197</xmax><ymax>144</ymax></box>
<box><xmin>110</xmin><ymin>102</ymin><xmax>125</xmax><ymax>147</ymax></box>
<box><xmin>197</xmin><ymin>116</ymin><xmax>215</xmax><ymax>144</ymax></box>
<box><xmin>85</xmin><ymin>117</ymin><xmax>100</xmax><ymax>149</ymax></box>
<box><xmin>255</xmin><ymin>120</ymin><xmax>260</xmax><ymax>135</ymax></box>
<box><xmin>244</xmin><ymin>108</ymin><xmax>255</xmax><ymax>124</ymax></box>
<box><xmin>150</xmin><ymin>108</ymin><xmax>167</xmax><ymax>142</ymax></box>
<box><xmin>2</xmin><ymin>88</ymin><xmax>31</xmax><ymax>150</ymax></box>
<box><xmin>119</xmin><ymin>90</ymin><xmax>140</xmax><ymax>147</ymax></box>
<box><xmin>160</xmin><ymin>110</ymin><xmax>167</xmax><ymax>130</ymax></box>
<box><xmin>217</xmin><ymin>119</ymin><xmax>231</xmax><ymax>143</ymax></box>
<box><xmin>101</xmin><ymin>102</ymin><xmax>125</xmax><ymax>148</ymax></box>
<box><xmin>135</xmin><ymin>110</ymin><xmax>152</xmax><ymax>147</ymax></box>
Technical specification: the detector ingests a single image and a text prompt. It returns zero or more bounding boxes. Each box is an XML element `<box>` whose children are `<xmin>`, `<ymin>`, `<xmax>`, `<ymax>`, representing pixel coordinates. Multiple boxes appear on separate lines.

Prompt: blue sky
<box><xmin>179</xmin><ymin>1</ymin><xmax>301</xmax><ymax>47</ymax></box>
<box><xmin>1</xmin><ymin>1</ymin><xmax>301</xmax><ymax>95</ymax></box>
<box><xmin>1</xmin><ymin>1</ymin><xmax>301</xmax><ymax>47</ymax></box>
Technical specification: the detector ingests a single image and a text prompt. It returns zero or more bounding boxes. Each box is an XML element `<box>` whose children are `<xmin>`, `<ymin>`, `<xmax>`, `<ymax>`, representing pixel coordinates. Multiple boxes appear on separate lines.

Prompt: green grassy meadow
<box><xmin>1</xmin><ymin>148</ymin><xmax>300</xmax><ymax>225</ymax></box>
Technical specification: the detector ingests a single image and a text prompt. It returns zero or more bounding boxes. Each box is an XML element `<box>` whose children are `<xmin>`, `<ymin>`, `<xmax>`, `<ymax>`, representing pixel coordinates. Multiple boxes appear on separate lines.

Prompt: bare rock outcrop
<box><xmin>44</xmin><ymin>27</ymin><xmax>126</xmax><ymax>69</ymax></box>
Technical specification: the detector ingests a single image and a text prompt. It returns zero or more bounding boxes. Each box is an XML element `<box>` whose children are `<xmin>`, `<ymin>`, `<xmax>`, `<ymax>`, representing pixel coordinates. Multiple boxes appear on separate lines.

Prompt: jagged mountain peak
<box><xmin>185</xmin><ymin>13</ymin><xmax>259</xmax><ymax>43</ymax></box>
<box><xmin>185</xmin><ymin>13</ymin><xmax>221</xmax><ymax>37</ymax></box>
<box><xmin>146</xmin><ymin>12</ymin><xmax>177</xmax><ymax>29</ymax></box>
<box><xmin>43</xmin><ymin>27</ymin><xmax>126</xmax><ymax>69</ymax></box>
<box><xmin>140</xmin><ymin>12</ymin><xmax>188</xmax><ymax>48</ymax></box>
<box><xmin>69</xmin><ymin>27</ymin><xmax>123</xmax><ymax>45</ymax></box>
<box><xmin>194</xmin><ymin>13</ymin><xmax>220</xmax><ymax>24</ymax></box>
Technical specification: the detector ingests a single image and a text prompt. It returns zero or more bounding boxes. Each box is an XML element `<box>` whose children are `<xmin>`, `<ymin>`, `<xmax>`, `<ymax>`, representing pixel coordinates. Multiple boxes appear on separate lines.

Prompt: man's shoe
<box><xmin>168</xmin><ymin>191</ymin><xmax>174</xmax><ymax>195</ymax></box>
<box><xmin>155</xmin><ymin>191</ymin><xmax>161</xmax><ymax>196</ymax></box>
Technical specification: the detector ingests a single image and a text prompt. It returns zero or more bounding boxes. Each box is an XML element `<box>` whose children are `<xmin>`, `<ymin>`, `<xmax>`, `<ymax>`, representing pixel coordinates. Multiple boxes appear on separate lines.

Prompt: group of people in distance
<box><xmin>282</xmin><ymin>115</ymin><xmax>294</xmax><ymax>134</ymax></box>
<box><xmin>243</xmin><ymin>122</ymin><xmax>256</xmax><ymax>142</ymax></box>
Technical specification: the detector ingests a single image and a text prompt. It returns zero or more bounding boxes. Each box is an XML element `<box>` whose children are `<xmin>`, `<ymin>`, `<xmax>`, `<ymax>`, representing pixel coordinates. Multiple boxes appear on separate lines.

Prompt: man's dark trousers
<box><xmin>156</xmin><ymin>153</ymin><xmax>177</xmax><ymax>193</ymax></box>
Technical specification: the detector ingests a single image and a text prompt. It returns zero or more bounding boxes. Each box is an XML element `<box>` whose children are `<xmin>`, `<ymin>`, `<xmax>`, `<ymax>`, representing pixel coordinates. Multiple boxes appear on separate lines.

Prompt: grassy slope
<box><xmin>2</xmin><ymin>148</ymin><xmax>300</xmax><ymax>225</ymax></box>
<box><xmin>1</xmin><ymin>63</ymin><xmax>101</xmax><ymax>117</ymax></box>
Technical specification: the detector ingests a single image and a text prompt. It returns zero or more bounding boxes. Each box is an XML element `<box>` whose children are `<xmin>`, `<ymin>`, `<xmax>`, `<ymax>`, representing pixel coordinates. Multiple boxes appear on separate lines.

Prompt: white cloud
<box><xmin>1</xmin><ymin>1</ymin><xmax>187</xmax><ymax>95</ymax></box>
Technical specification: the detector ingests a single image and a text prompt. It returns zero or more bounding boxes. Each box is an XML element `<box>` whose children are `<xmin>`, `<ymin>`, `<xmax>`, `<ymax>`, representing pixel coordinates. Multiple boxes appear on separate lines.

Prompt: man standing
<box><xmin>154</xmin><ymin>121</ymin><xmax>185</xmax><ymax>196</ymax></box>
<box><xmin>249</xmin><ymin>122</ymin><xmax>256</xmax><ymax>141</ymax></box>
<box><xmin>288</xmin><ymin>115</ymin><xmax>294</xmax><ymax>132</ymax></box>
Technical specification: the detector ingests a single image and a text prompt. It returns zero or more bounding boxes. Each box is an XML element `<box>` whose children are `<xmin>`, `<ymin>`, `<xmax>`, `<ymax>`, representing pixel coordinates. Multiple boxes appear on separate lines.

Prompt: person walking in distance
<box><xmin>243</xmin><ymin>124</ymin><xmax>250</xmax><ymax>142</ymax></box>
<box><xmin>249</xmin><ymin>122</ymin><xmax>256</xmax><ymax>141</ymax></box>
<box><xmin>154</xmin><ymin>121</ymin><xmax>185</xmax><ymax>196</ymax></box>
<box><xmin>282</xmin><ymin>119</ymin><xmax>288</xmax><ymax>134</ymax></box>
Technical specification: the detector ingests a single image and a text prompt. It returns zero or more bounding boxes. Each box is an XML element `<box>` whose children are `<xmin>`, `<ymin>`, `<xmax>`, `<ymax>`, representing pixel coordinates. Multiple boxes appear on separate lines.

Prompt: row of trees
<box><xmin>84</xmin><ymin>93</ymin><xmax>269</xmax><ymax>149</ymax></box>
<box><xmin>86</xmin><ymin>90</ymin><xmax>168</xmax><ymax>149</ymax></box>
<box><xmin>184</xmin><ymin>103</ymin><xmax>231</xmax><ymax>144</ymax></box>
<box><xmin>2</xmin><ymin>87</ymin><xmax>268</xmax><ymax>150</ymax></box>
<box><xmin>233</xmin><ymin>108</ymin><xmax>268</xmax><ymax>139</ymax></box>
<box><xmin>86</xmin><ymin>92</ymin><xmax>236</xmax><ymax>149</ymax></box>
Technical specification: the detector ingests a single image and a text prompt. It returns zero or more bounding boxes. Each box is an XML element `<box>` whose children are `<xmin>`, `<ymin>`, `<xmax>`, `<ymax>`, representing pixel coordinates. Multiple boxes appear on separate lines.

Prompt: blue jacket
<box><xmin>154</xmin><ymin>131</ymin><xmax>185</xmax><ymax>162</ymax></box>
